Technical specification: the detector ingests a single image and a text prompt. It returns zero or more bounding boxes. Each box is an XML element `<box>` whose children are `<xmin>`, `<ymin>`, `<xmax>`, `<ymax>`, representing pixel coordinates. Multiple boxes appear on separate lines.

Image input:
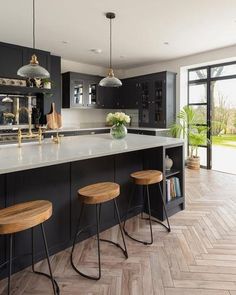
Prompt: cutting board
<box><xmin>46</xmin><ymin>102</ymin><xmax>62</xmax><ymax>130</ymax></box>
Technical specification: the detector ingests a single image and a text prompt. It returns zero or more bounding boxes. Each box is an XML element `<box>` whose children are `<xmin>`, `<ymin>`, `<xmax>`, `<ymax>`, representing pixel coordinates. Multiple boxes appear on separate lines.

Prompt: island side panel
<box><xmin>114</xmin><ymin>150</ymin><xmax>144</xmax><ymax>220</ymax></box>
<box><xmin>5</xmin><ymin>163</ymin><xmax>71</xmax><ymax>275</ymax></box>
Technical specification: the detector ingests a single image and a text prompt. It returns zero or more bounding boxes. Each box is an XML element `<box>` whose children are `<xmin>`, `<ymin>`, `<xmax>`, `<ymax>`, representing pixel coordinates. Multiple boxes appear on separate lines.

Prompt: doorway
<box><xmin>188</xmin><ymin>62</ymin><xmax>236</xmax><ymax>174</ymax></box>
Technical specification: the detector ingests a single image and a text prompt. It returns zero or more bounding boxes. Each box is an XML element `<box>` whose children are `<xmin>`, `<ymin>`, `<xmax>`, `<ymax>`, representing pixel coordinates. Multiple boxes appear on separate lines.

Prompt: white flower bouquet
<box><xmin>106</xmin><ymin>112</ymin><xmax>131</xmax><ymax>126</ymax></box>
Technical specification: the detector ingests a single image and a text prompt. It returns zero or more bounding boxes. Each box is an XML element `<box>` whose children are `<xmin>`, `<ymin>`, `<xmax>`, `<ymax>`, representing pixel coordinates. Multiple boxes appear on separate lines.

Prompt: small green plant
<box><xmin>170</xmin><ymin>106</ymin><xmax>209</xmax><ymax>158</ymax></box>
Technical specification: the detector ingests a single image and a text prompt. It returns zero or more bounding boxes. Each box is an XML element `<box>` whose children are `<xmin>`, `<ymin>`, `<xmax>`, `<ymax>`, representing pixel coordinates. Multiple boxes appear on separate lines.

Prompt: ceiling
<box><xmin>1</xmin><ymin>0</ymin><xmax>236</xmax><ymax>69</ymax></box>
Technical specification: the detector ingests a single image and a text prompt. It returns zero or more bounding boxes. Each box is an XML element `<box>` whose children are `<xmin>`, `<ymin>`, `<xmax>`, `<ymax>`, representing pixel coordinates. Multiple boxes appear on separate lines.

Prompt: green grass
<box><xmin>212</xmin><ymin>134</ymin><xmax>236</xmax><ymax>148</ymax></box>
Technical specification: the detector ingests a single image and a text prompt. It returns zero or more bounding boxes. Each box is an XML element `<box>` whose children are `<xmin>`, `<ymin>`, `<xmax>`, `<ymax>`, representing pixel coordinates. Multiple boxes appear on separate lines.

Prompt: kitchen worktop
<box><xmin>44</xmin><ymin>123</ymin><xmax>169</xmax><ymax>133</ymax></box>
<box><xmin>0</xmin><ymin>133</ymin><xmax>183</xmax><ymax>174</ymax></box>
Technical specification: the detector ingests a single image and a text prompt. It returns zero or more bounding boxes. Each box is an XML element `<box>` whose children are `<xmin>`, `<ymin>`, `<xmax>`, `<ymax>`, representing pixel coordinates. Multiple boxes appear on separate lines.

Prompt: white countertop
<box><xmin>0</xmin><ymin>133</ymin><xmax>183</xmax><ymax>175</ymax></box>
<box><xmin>45</xmin><ymin>124</ymin><xmax>169</xmax><ymax>133</ymax></box>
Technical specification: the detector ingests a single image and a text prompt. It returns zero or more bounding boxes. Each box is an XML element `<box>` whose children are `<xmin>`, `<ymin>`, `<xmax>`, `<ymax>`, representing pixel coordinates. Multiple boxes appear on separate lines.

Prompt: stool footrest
<box><xmin>99</xmin><ymin>238</ymin><xmax>128</xmax><ymax>258</ymax></box>
<box><xmin>32</xmin><ymin>270</ymin><xmax>60</xmax><ymax>294</ymax></box>
<box><xmin>141</xmin><ymin>217</ymin><xmax>171</xmax><ymax>232</ymax></box>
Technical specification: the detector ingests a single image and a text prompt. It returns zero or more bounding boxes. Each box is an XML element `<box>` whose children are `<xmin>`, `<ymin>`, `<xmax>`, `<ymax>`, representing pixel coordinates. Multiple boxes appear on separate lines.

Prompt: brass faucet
<box><xmin>17</xmin><ymin>126</ymin><xmax>42</xmax><ymax>147</ymax></box>
<box><xmin>16</xmin><ymin>106</ymin><xmax>33</xmax><ymax>136</ymax></box>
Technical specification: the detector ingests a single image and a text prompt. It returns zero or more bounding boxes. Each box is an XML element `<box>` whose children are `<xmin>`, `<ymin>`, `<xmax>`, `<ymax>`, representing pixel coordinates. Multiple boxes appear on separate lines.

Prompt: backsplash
<box><xmin>61</xmin><ymin>108</ymin><xmax>139</xmax><ymax>127</ymax></box>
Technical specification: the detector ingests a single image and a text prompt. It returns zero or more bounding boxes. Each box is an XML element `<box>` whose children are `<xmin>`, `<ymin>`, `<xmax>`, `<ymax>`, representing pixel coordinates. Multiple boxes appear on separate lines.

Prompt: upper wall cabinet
<box><xmin>0</xmin><ymin>42</ymin><xmax>51</xmax><ymax>79</ymax></box>
<box><xmin>62</xmin><ymin>72</ymin><xmax>119</xmax><ymax>109</ymax></box>
<box><xmin>138</xmin><ymin>72</ymin><xmax>176</xmax><ymax>128</ymax></box>
<box><xmin>62</xmin><ymin>72</ymin><xmax>99</xmax><ymax>108</ymax></box>
<box><xmin>0</xmin><ymin>43</ymin><xmax>23</xmax><ymax>79</ymax></box>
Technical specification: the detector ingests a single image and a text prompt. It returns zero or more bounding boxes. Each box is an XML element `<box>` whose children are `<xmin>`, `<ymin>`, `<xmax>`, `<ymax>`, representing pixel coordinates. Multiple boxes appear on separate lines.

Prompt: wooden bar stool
<box><xmin>0</xmin><ymin>200</ymin><xmax>59</xmax><ymax>295</ymax></box>
<box><xmin>123</xmin><ymin>170</ymin><xmax>171</xmax><ymax>245</ymax></box>
<box><xmin>70</xmin><ymin>182</ymin><xmax>128</xmax><ymax>280</ymax></box>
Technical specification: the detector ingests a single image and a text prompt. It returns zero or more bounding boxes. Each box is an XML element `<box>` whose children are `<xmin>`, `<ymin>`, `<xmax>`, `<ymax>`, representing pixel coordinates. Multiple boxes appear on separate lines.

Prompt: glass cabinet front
<box><xmin>88</xmin><ymin>83</ymin><xmax>97</xmax><ymax>105</ymax></box>
<box><xmin>73</xmin><ymin>81</ymin><xmax>83</xmax><ymax>105</ymax></box>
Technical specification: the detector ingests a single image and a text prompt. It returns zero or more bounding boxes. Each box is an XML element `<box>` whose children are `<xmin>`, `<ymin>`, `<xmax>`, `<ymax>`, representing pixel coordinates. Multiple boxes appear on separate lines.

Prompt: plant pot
<box><xmin>187</xmin><ymin>156</ymin><xmax>200</xmax><ymax>170</ymax></box>
<box><xmin>43</xmin><ymin>82</ymin><xmax>51</xmax><ymax>89</ymax></box>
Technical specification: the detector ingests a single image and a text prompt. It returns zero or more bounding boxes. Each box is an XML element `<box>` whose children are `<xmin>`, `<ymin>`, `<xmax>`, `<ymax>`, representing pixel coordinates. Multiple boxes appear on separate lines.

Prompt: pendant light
<box><xmin>99</xmin><ymin>12</ymin><xmax>122</xmax><ymax>87</ymax></box>
<box><xmin>17</xmin><ymin>0</ymin><xmax>50</xmax><ymax>79</ymax></box>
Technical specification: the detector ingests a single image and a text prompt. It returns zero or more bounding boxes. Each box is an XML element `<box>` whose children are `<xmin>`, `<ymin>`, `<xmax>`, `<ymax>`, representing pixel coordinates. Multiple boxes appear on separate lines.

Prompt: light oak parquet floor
<box><xmin>1</xmin><ymin>169</ymin><xmax>236</xmax><ymax>294</ymax></box>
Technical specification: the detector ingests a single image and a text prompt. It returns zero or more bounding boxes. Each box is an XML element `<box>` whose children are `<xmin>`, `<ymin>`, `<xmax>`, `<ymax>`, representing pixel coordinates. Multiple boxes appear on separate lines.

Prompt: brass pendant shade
<box><xmin>17</xmin><ymin>0</ymin><xmax>50</xmax><ymax>79</ymax></box>
<box><xmin>99</xmin><ymin>12</ymin><xmax>122</xmax><ymax>87</ymax></box>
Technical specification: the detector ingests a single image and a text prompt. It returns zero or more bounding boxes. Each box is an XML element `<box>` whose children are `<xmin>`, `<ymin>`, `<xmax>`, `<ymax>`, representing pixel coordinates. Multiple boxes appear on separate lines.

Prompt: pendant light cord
<box><xmin>110</xmin><ymin>17</ymin><xmax>112</xmax><ymax>69</ymax></box>
<box><xmin>33</xmin><ymin>0</ymin><xmax>35</xmax><ymax>49</ymax></box>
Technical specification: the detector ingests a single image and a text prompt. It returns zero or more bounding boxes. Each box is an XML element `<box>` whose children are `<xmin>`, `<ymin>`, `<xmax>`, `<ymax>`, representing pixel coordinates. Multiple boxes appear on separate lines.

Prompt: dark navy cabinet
<box><xmin>0</xmin><ymin>42</ymin><xmax>23</xmax><ymax>79</ymax></box>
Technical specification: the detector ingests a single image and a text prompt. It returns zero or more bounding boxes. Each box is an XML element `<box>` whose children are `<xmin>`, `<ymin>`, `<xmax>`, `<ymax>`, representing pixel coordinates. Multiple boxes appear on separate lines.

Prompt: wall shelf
<box><xmin>0</xmin><ymin>85</ymin><xmax>52</xmax><ymax>95</ymax></box>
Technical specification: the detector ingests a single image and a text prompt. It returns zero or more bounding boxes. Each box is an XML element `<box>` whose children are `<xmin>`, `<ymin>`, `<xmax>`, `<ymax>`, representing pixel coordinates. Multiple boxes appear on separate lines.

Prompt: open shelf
<box><xmin>0</xmin><ymin>85</ymin><xmax>52</xmax><ymax>95</ymax></box>
<box><xmin>165</xmin><ymin>169</ymin><xmax>181</xmax><ymax>178</ymax></box>
<box><xmin>166</xmin><ymin>196</ymin><xmax>184</xmax><ymax>210</ymax></box>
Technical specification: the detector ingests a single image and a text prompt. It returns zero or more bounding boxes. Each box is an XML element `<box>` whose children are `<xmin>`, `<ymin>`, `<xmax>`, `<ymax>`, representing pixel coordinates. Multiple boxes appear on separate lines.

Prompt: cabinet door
<box><xmin>86</xmin><ymin>77</ymin><xmax>100</xmax><ymax>107</ymax></box>
<box><xmin>97</xmin><ymin>86</ymin><xmax>117</xmax><ymax>109</ymax></box>
<box><xmin>138</xmin><ymin>78</ymin><xmax>154</xmax><ymax>127</ymax></box>
<box><xmin>120</xmin><ymin>78</ymin><xmax>139</xmax><ymax>109</ymax></box>
<box><xmin>44</xmin><ymin>55</ymin><xmax>61</xmax><ymax>114</ymax></box>
<box><xmin>0</xmin><ymin>43</ymin><xmax>23</xmax><ymax>78</ymax></box>
<box><xmin>70</xmin><ymin>78</ymin><xmax>85</xmax><ymax>107</ymax></box>
<box><xmin>152</xmin><ymin>73</ymin><xmax>166</xmax><ymax>128</ymax></box>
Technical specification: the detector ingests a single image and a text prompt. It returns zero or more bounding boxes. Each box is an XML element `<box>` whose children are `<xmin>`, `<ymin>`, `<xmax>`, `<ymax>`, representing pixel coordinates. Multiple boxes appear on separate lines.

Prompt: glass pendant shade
<box><xmin>17</xmin><ymin>54</ymin><xmax>50</xmax><ymax>79</ymax></box>
<box><xmin>99</xmin><ymin>69</ymin><xmax>122</xmax><ymax>87</ymax></box>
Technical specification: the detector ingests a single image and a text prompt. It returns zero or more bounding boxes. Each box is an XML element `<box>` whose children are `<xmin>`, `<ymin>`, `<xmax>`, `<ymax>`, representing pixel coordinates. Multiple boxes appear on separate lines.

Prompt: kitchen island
<box><xmin>0</xmin><ymin>134</ymin><xmax>184</xmax><ymax>277</ymax></box>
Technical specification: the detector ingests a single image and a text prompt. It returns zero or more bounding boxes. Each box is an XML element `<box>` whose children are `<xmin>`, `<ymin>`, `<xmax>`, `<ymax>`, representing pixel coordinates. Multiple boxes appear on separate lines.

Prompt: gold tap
<box><xmin>18</xmin><ymin>127</ymin><xmax>43</xmax><ymax>147</ymax></box>
<box><xmin>16</xmin><ymin>106</ymin><xmax>33</xmax><ymax>136</ymax></box>
<box><xmin>52</xmin><ymin>132</ymin><xmax>62</xmax><ymax>144</ymax></box>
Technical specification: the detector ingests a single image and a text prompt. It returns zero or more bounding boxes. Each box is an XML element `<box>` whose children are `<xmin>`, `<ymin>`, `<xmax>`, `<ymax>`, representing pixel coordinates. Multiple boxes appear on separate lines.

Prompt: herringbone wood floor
<box><xmin>1</xmin><ymin>169</ymin><xmax>236</xmax><ymax>295</ymax></box>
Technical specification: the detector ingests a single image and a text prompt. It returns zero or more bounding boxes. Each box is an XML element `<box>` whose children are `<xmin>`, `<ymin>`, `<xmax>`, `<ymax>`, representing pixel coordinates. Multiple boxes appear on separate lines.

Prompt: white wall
<box><xmin>120</xmin><ymin>44</ymin><xmax>236</xmax><ymax>112</ymax></box>
<box><xmin>60</xmin><ymin>45</ymin><xmax>236</xmax><ymax>126</ymax></box>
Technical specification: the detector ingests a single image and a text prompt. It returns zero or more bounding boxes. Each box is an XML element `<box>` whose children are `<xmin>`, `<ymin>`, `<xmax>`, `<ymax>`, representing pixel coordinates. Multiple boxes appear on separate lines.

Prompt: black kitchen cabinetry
<box><xmin>45</xmin><ymin>55</ymin><xmax>61</xmax><ymax>114</ymax></box>
<box><xmin>0</xmin><ymin>42</ymin><xmax>61</xmax><ymax>123</ymax></box>
<box><xmin>62</xmin><ymin>72</ymin><xmax>119</xmax><ymax>109</ymax></box>
<box><xmin>137</xmin><ymin>72</ymin><xmax>176</xmax><ymax>128</ymax></box>
<box><xmin>0</xmin><ymin>42</ymin><xmax>51</xmax><ymax>79</ymax></box>
<box><xmin>62</xmin><ymin>71</ymin><xmax>176</xmax><ymax>128</ymax></box>
<box><xmin>62</xmin><ymin>72</ymin><xmax>100</xmax><ymax>108</ymax></box>
<box><xmin>0</xmin><ymin>43</ymin><xmax>23</xmax><ymax>79</ymax></box>
<box><xmin>119</xmin><ymin>77</ymin><xmax>139</xmax><ymax>109</ymax></box>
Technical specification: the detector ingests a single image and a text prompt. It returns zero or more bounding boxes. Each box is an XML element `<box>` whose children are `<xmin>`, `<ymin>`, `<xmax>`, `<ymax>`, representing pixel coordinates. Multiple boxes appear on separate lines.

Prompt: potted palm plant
<box><xmin>170</xmin><ymin>106</ymin><xmax>209</xmax><ymax>170</ymax></box>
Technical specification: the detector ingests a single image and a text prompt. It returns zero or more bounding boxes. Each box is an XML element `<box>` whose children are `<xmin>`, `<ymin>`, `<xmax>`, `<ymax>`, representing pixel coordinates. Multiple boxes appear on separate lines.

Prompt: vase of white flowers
<box><xmin>106</xmin><ymin>112</ymin><xmax>130</xmax><ymax>139</ymax></box>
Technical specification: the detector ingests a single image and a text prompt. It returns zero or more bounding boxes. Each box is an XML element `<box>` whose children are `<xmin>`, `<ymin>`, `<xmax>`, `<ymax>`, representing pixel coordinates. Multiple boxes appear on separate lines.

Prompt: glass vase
<box><xmin>110</xmin><ymin>124</ymin><xmax>127</xmax><ymax>139</ymax></box>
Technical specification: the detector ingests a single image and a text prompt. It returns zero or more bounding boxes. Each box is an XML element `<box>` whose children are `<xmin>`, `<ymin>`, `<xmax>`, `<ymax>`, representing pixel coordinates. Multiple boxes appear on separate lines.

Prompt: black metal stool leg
<box><xmin>70</xmin><ymin>203</ymin><xmax>101</xmax><ymax>280</ymax></box>
<box><xmin>123</xmin><ymin>184</ymin><xmax>153</xmax><ymax>245</ymax></box>
<box><xmin>146</xmin><ymin>185</ymin><xmax>154</xmax><ymax>245</ymax></box>
<box><xmin>31</xmin><ymin>227</ymin><xmax>60</xmax><ymax>294</ymax></box>
<box><xmin>158</xmin><ymin>183</ymin><xmax>171</xmax><ymax>232</ymax></box>
<box><xmin>123</xmin><ymin>184</ymin><xmax>136</xmax><ymax>229</ymax></box>
<box><xmin>40</xmin><ymin>223</ymin><xmax>59</xmax><ymax>295</ymax></box>
<box><xmin>7</xmin><ymin>234</ymin><xmax>13</xmax><ymax>295</ymax></box>
<box><xmin>142</xmin><ymin>183</ymin><xmax>171</xmax><ymax>232</ymax></box>
<box><xmin>113</xmin><ymin>199</ymin><xmax>128</xmax><ymax>258</ymax></box>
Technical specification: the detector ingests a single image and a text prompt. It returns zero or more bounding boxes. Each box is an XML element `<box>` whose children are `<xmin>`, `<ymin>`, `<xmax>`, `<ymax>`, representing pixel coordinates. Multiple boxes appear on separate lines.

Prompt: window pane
<box><xmin>211</xmin><ymin>64</ymin><xmax>236</xmax><ymax>78</ymax></box>
<box><xmin>189</xmin><ymin>69</ymin><xmax>207</xmax><ymax>81</ymax></box>
<box><xmin>189</xmin><ymin>83</ymin><xmax>207</xmax><ymax>104</ymax></box>
<box><xmin>191</xmin><ymin>105</ymin><xmax>207</xmax><ymax>124</ymax></box>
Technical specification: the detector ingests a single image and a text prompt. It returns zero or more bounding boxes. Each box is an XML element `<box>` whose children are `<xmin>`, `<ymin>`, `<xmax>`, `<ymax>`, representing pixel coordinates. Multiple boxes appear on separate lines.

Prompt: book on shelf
<box><xmin>166</xmin><ymin>177</ymin><xmax>181</xmax><ymax>202</ymax></box>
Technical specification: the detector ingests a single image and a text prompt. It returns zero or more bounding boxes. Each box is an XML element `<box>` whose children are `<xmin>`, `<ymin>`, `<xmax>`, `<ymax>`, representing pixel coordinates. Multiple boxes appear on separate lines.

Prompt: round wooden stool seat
<box><xmin>131</xmin><ymin>170</ymin><xmax>163</xmax><ymax>185</ymax></box>
<box><xmin>0</xmin><ymin>200</ymin><xmax>52</xmax><ymax>235</ymax></box>
<box><xmin>78</xmin><ymin>182</ymin><xmax>120</xmax><ymax>204</ymax></box>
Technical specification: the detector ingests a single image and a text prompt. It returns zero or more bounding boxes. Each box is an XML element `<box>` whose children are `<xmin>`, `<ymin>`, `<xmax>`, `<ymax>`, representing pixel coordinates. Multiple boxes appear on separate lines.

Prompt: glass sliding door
<box><xmin>188</xmin><ymin>61</ymin><xmax>236</xmax><ymax>173</ymax></box>
<box><xmin>188</xmin><ymin>68</ymin><xmax>210</xmax><ymax>169</ymax></box>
